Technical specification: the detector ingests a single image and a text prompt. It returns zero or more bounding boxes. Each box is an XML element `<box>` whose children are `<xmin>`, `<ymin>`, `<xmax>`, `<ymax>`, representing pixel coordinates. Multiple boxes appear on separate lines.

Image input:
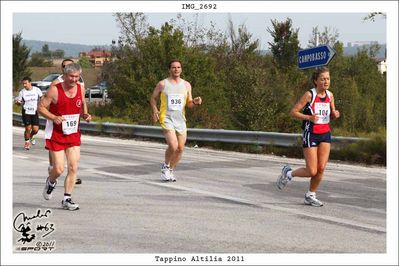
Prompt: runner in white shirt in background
<box><xmin>15</xmin><ymin>76</ymin><xmax>43</xmax><ymax>150</ymax></box>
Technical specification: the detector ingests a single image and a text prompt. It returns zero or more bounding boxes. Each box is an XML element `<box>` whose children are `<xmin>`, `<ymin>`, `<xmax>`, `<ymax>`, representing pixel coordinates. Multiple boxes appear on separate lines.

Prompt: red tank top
<box><xmin>45</xmin><ymin>83</ymin><xmax>82</xmax><ymax>143</ymax></box>
<box><xmin>311</xmin><ymin>91</ymin><xmax>331</xmax><ymax>134</ymax></box>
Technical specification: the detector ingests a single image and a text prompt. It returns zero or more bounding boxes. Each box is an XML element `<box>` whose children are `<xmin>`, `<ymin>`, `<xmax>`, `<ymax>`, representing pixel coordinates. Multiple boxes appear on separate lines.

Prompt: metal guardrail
<box><xmin>13</xmin><ymin>112</ymin><xmax>368</xmax><ymax>147</ymax></box>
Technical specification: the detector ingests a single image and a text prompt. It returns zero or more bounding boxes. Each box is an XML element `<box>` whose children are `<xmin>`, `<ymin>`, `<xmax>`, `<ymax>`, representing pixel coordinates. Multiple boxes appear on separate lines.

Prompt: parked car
<box><xmin>31</xmin><ymin>73</ymin><xmax>61</xmax><ymax>93</ymax></box>
<box><xmin>32</xmin><ymin>73</ymin><xmax>84</xmax><ymax>93</ymax></box>
<box><xmin>85</xmin><ymin>80</ymin><xmax>109</xmax><ymax>98</ymax></box>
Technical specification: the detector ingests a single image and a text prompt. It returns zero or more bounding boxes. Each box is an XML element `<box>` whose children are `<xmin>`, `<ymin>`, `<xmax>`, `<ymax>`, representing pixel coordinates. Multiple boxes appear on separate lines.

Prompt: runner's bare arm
<box><xmin>150</xmin><ymin>81</ymin><xmax>164</xmax><ymax>123</ymax></box>
<box><xmin>329</xmin><ymin>92</ymin><xmax>340</xmax><ymax>120</ymax></box>
<box><xmin>185</xmin><ymin>81</ymin><xmax>202</xmax><ymax>108</ymax></box>
<box><xmin>38</xmin><ymin>84</ymin><xmax>64</xmax><ymax>124</ymax></box>
<box><xmin>15</xmin><ymin>96</ymin><xmax>22</xmax><ymax>105</ymax></box>
<box><xmin>290</xmin><ymin>91</ymin><xmax>318</xmax><ymax>123</ymax></box>
<box><xmin>80</xmin><ymin>84</ymin><xmax>92</xmax><ymax>122</ymax></box>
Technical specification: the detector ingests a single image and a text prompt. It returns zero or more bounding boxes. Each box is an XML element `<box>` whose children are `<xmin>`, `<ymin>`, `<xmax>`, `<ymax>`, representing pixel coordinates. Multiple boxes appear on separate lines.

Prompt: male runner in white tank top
<box><xmin>150</xmin><ymin>59</ymin><xmax>202</xmax><ymax>181</ymax></box>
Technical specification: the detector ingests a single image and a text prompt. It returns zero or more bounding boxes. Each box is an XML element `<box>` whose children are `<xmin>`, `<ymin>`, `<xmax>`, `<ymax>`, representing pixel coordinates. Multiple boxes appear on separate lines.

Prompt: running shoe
<box><xmin>161</xmin><ymin>163</ymin><xmax>171</xmax><ymax>181</ymax></box>
<box><xmin>75</xmin><ymin>178</ymin><xmax>82</xmax><ymax>185</ymax></box>
<box><xmin>276</xmin><ymin>165</ymin><xmax>292</xmax><ymax>190</ymax></box>
<box><xmin>62</xmin><ymin>198</ymin><xmax>79</xmax><ymax>210</ymax></box>
<box><xmin>24</xmin><ymin>141</ymin><xmax>31</xmax><ymax>150</ymax></box>
<box><xmin>30</xmin><ymin>137</ymin><xmax>36</xmax><ymax>145</ymax></box>
<box><xmin>304</xmin><ymin>194</ymin><xmax>324</xmax><ymax>207</ymax></box>
<box><xmin>42</xmin><ymin>178</ymin><xmax>57</xmax><ymax>200</ymax></box>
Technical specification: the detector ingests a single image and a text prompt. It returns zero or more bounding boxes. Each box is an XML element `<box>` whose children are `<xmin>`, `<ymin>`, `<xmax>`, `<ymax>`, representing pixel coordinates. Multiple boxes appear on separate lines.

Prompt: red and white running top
<box><xmin>44</xmin><ymin>83</ymin><xmax>83</xmax><ymax>144</ymax></box>
<box><xmin>302</xmin><ymin>88</ymin><xmax>332</xmax><ymax>134</ymax></box>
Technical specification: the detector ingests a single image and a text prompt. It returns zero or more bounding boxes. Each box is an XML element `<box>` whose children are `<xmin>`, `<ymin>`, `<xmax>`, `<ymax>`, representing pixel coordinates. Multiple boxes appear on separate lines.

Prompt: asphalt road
<box><xmin>11</xmin><ymin>126</ymin><xmax>386</xmax><ymax>257</ymax></box>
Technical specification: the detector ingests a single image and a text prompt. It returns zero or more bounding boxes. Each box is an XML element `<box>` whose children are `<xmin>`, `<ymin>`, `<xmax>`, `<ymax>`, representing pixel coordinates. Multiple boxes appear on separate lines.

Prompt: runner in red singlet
<box><xmin>38</xmin><ymin>63</ymin><xmax>91</xmax><ymax>211</ymax></box>
<box><xmin>47</xmin><ymin>59</ymin><xmax>83</xmax><ymax>185</ymax></box>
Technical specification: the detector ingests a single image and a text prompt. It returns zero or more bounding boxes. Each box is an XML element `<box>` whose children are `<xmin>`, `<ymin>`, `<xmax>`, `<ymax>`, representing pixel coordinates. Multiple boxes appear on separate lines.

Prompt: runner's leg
<box><xmin>291</xmin><ymin>147</ymin><xmax>318</xmax><ymax>178</ymax></box>
<box><xmin>49</xmin><ymin>150</ymin><xmax>65</xmax><ymax>182</ymax></box>
<box><xmin>170</xmin><ymin>133</ymin><xmax>187</xmax><ymax>169</ymax></box>
<box><xmin>163</xmin><ymin>130</ymin><xmax>178</xmax><ymax>165</ymax></box>
<box><xmin>64</xmin><ymin>146</ymin><xmax>80</xmax><ymax>194</ymax></box>
<box><xmin>309</xmin><ymin>142</ymin><xmax>330</xmax><ymax>192</ymax></box>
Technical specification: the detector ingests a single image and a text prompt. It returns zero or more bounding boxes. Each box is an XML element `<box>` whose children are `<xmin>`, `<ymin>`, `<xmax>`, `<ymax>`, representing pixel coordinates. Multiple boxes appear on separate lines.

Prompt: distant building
<box><xmin>373</xmin><ymin>58</ymin><xmax>387</xmax><ymax>74</ymax></box>
<box><xmin>79</xmin><ymin>50</ymin><xmax>112</xmax><ymax>67</ymax></box>
<box><xmin>347</xmin><ymin>41</ymin><xmax>379</xmax><ymax>47</ymax></box>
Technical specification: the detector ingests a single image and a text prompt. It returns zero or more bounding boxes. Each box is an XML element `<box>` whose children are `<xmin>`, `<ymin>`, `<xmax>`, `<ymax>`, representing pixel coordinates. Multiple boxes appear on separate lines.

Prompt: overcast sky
<box><xmin>13</xmin><ymin>12</ymin><xmax>386</xmax><ymax>49</ymax></box>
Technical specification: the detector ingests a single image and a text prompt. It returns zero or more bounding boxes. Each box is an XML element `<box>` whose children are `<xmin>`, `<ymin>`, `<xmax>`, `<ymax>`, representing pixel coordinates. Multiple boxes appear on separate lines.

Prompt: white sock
<box><xmin>287</xmin><ymin>170</ymin><xmax>293</xmax><ymax>180</ymax></box>
<box><xmin>64</xmin><ymin>195</ymin><xmax>71</xmax><ymax>201</ymax></box>
<box><xmin>306</xmin><ymin>191</ymin><xmax>316</xmax><ymax>197</ymax></box>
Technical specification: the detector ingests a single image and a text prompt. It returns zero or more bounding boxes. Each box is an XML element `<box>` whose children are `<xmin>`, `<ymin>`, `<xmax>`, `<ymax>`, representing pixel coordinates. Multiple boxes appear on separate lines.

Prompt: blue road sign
<box><xmin>298</xmin><ymin>44</ymin><xmax>336</xmax><ymax>69</ymax></box>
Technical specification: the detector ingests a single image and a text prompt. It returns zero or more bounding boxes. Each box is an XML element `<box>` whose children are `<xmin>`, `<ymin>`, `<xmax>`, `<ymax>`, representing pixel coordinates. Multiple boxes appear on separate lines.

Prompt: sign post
<box><xmin>297</xmin><ymin>44</ymin><xmax>336</xmax><ymax>69</ymax></box>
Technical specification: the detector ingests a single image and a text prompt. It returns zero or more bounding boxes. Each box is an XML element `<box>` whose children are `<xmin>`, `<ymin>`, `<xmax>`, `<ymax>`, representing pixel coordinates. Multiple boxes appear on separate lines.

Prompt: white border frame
<box><xmin>2</xmin><ymin>1</ymin><xmax>398</xmax><ymax>265</ymax></box>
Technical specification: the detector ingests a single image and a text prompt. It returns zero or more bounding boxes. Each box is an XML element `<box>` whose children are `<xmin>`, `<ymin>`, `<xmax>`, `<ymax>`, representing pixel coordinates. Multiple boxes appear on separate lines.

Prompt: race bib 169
<box><xmin>62</xmin><ymin>114</ymin><xmax>80</xmax><ymax>135</ymax></box>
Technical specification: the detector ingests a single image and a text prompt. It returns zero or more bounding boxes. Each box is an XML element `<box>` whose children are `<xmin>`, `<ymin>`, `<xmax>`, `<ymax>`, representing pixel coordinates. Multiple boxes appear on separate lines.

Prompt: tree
<box><xmin>222</xmin><ymin>19</ymin><xmax>278</xmax><ymax>130</ymax></box>
<box><xmin>329</xmin><ymin>45</ymin><xmax>386</xmax><ymax>134</ymax></box>
<box><xmin>363</xmin><ymin>12</ymin><xmax>386</xmax><ymax>22</ymax></box>
<box><xmin>227</xmin><ymin>17</ymin><xmax>259</xmax><ymax>60</ymax></box>
<box><xmin>78</xmin><ymin>57</ymin><xmax>93</xmax><ymax>69</ymax></box>
<box><xmin>97</xmin><ymin>13</ymin><xmax>385</xmax><ymax>139</ymax></box>
<box><xmin>114</xmin><ymin>12</ymin><xmax>149</xmax><ymax>47</ymax></box>
<box><xmin>349</xmin><ymin>50</ymin><xmax>386</xmax><ymax>132</ymax></box>
<box><xmin>307</xmin><ymin>26</ymin><xmax>339</xmax><ymax>47</ymax></box>
<box><xmin>28</xmin><ymin>52</ymin><xmax>53</xmax><ymax>67</ymax></box>
<box><xmin>365</xmin><ymin>43</ymin><xmax>381</xmax><ymax>58</ymax></box>
<box><xmin>105</xmin><ymin>22</ymin><xmax>187</xmax><ymax>122</ymax></box>
<box><xmin>52</xmin><ymin>49</ymin><xmax>65</xmax><ymax>59</ymax></box>
<box><xmin>267</xmin><ymin>18</ymin><xmax>300</xmax><ymax>70</ymax></box>
<box><xmin>13</xmin><ymin>32</ymin><xmax>32</xmax><ymax>91</ymax></box>
<box><xmin>41</xmin><ymin>44</ymin><xmax>51</xmax><ymax>58</ymax></box>
<box><xmin>170</xmin><ymin>13</ymin><xmax>226</xmax><ymax>49</ymax></box>
<box><xmin>104</xmin><ymin>14</ymin><xmax>231</xmax><ymax>128</ymax></box>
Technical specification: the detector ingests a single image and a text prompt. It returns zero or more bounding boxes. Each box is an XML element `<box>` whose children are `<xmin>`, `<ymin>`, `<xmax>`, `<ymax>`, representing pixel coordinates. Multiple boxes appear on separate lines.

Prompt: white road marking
<box><xmin>13</xmin><ymin>155</ymin><xmax>29</xmax><ymax>159</ymax></box>
<box><xmin>87</xmin><ymin>168</ymin><xmax>386</xmax><ymax>234</ymax></box>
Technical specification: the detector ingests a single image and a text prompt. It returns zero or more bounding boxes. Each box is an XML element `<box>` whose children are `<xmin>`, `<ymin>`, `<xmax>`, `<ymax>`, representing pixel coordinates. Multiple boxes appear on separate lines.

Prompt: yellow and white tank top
<box><xmin>159</xmin><ymin>78</ymin><xmax>188</xmax><ymax>123</ymax></box>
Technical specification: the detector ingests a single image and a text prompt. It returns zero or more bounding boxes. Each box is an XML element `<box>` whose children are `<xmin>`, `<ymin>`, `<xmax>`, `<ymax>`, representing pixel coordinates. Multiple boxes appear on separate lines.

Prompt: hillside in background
<box><xmin>344</xmin><ymin>44</ymin><xmax>386</xmax><ymax>58</ymax></box>
<box><xmin>23</xmin><ymin>39</ymin><xmax>112</xmax><ymax>58</ymax></box>
<box><xmin>23</xmin><ymin>39</ymin><xmax>386</xmax><ymax>59</ymax></box>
